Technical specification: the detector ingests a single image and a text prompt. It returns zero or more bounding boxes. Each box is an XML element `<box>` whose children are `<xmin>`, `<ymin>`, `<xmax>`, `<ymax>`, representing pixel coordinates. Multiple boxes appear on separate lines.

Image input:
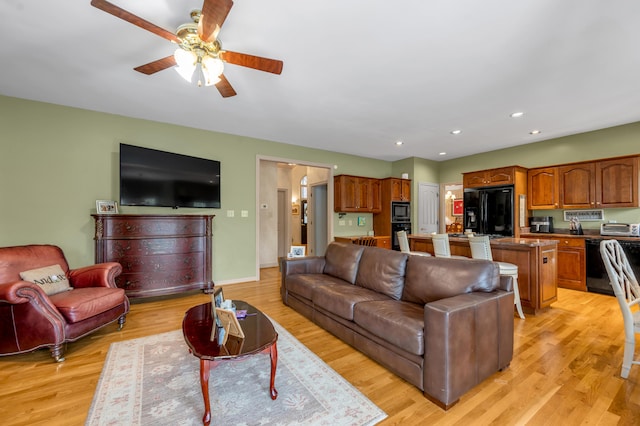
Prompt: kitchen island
<box><xmin>409</xmin><ymin>234</ymin><xmax>558</xmax><ymax>315</ymax></box>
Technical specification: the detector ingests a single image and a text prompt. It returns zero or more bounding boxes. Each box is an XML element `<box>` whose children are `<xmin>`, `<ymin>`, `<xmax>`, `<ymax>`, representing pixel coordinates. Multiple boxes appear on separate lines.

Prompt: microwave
<box><xmin>392</xmin><ymin>202</ymin><xmax>411</xmax><ymax>222</ymax></box>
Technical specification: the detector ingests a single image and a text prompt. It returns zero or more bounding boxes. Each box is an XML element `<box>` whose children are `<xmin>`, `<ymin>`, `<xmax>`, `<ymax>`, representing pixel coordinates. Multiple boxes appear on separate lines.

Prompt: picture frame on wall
<box><xmin>453</xmin><ymin>199</ymin><xmax>463</xmax><ymax>216</ymax></box>
<box><xmin>96</xmin><ymin>200</ymin><xmax>118</xmax><ymax>214</ymax></box>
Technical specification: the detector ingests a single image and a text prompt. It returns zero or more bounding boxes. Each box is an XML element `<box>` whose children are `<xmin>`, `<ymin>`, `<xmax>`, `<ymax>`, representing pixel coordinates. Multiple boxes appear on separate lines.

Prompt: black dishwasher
<box><xmin>585</xmin><ymin>239</ymin><xmax>640</xmax><ymax>296</ymax></box>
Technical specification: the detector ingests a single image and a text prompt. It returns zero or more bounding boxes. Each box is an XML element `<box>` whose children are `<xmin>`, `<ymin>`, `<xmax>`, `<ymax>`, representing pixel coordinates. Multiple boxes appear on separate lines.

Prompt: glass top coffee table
<box><xmin>182</xmin><ymin>300</ymin><xmax>278</xmax><ymax>426</ymax></box>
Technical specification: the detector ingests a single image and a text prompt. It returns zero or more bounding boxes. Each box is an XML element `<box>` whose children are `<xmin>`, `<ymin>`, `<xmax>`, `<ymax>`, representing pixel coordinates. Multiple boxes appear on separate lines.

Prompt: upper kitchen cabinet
<box><xmin>334</xmin><ymin>175</ymin><xmax>381</xmax><ymax>213</ymax></box>
<box><xmin>384</xmin><ymin>177</ymin><xmax>411</xmax><ymax>201</ymax></box>
<box><xmin>558</xmin><ymin>163</ymin><xmax>596</xmax><ymax>209</ymax></box>
<box><xmin>463</xmin><ymin>166</ymin><xmax>522</xmax><ymax>188</ymax></box>
<box><xmin>529</xmin><ymin>155</ymin><xmax>640</xmax><ymax>210</ymax></box>
<box><xmin>528</xmin><ymin>167</ymin><xmax>560</xmax><ymax>209</ymax></box>
<box><xmin>596</xmin><ymin>156</ymin><xmax>639</xmax><ymax>208</ymax></box>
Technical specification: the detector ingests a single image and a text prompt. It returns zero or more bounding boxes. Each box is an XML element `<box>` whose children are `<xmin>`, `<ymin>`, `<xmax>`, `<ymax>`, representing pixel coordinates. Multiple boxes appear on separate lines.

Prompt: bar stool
<box><xmin>397</xmin><ymin>231</ymin><xmax>431</xmax><ymax>256</ymax></box>
<box><xmin>468</xmin><ymin>235</ymin><xmax>525</xmax><ymax>319</ymax></box>
<box><xmin>431</xmin><ymin>233</ymin><xmax>467</xmax><ymax>259</ymax></box>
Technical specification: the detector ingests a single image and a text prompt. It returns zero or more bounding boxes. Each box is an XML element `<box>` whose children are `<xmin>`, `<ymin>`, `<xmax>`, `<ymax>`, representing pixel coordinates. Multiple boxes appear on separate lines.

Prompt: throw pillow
<box><xmin>19</xmin><ymin>264</ymin><xmax>72</xmax><ymax>296</ymax></box>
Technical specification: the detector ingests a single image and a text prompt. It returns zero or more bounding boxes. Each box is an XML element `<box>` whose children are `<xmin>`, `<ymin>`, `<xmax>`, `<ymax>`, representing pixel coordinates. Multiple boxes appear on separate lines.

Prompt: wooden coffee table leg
<box><xmin>200</xmin><ymin>359</ymin><xmax>212</xmax><ymax>425</ymax></box>
<box><xmin>269</xmin><ymin>341</ymin><xmax>278</xmax><ymax>400</ymax></box>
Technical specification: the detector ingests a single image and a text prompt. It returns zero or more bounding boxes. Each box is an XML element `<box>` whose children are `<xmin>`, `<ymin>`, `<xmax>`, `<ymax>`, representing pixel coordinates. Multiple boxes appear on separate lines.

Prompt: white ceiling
<box><xmin>2</xmin><ymin>0</ymin><xmax>640</xmax><ymax>162</ymax></box>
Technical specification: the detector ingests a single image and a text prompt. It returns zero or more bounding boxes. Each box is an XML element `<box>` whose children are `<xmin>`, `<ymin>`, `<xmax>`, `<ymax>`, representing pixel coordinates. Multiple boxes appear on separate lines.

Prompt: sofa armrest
<box><xmin>423</xmin><ymin>289</ymin><xmax>514</xmax><ymax>409</ymax></box>
<box><xmin>0</xmin><ymin>281</ymin><xmax>66</xmax><ymax>346</ymax></box>
<box><xmin>281</xmin><ymin>256</ymin><xmax>326</xmax><ymax>277</ymax></box>
<box><xmin>68</xmin><ymin>262</ymin><xmax>123</xmax><ymax>289</ymax></box>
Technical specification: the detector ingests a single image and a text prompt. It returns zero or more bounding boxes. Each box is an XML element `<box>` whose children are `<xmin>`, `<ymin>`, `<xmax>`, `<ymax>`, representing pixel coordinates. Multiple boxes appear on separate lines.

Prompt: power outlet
<box><xmin>241</xmin><ymin>210</ymin><xmax>249</xmax><ymax>217</ymax></box>
<box><xmin>227</xmin><ymin>210</ymin><xmax>234</xmax><ymax>217</ymax></box>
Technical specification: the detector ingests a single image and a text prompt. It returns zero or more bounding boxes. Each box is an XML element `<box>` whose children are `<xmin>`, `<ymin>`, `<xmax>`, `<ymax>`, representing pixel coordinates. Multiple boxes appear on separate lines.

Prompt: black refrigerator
<box><xmin>463</xmin><ymin>186</ymin><xmax>514</xmax><ymax>236</ymax></box>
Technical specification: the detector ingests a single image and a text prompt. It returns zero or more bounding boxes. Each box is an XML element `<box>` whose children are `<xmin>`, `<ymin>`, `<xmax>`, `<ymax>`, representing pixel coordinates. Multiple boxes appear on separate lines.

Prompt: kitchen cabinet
<box><xmin>386</xmin><ymin>177</ymin><xmax>411</xmax><ymax>201</ymax></box>
<box><xmin>559</xmin><ymin>163</ymin><xmax>595</xmax><ymax>209</ymax></box>
<box><xmin>532</xmin><ymin>235</ymin><xmax>586</xmax><ymax>291</ymax></box>
<box><xmin>596</xmin><ymin>156</ymin><xmax>639</xmax><ymax>208</ymax></box>
<box><xmin>334</xmin><ymin>175</ymin><xmax>381</xmax><ymax>213</ymax></box>
<box><xmin>370</xmin><ymin>178</ymin><xmax>382</xmax><ymax>211</ymax></box>
<box><xmin>463</xmin><ymin>166</ymin><xmax>520</xmax><ymax>188</ymax></box>
<box><xmin>527</xmin><ymin>167</ymin><xmax>560</xmax><ymax>209</ymax></box>
<box><xmin>556</xmin><ymin>238</ymin><xmax>586</xmax><ymax>291</ymax></box>
<box><xmin>529</xmin><ymin>155</ymin><xmax>639</xmax><ymax>210</ymax></box>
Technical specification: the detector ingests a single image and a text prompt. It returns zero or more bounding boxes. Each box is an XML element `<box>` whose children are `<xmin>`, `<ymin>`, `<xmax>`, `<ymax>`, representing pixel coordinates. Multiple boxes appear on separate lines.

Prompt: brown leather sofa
<box><xmin>281</xmin><ymin>242</ymin><xmax>514</xmax><ymax>409</ymax></box>
<box><xmin>0</xmin><ymin>244</ymin><xmax>130</xmax><ymax>362</ymax></box>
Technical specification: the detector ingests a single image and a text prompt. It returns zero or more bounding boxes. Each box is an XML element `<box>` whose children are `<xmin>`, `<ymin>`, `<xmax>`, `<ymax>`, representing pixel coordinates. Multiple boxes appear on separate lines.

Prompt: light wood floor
<box><xmin>1</xmin><ymin>268</ymin><xmax>639</xmax><ymax>425</ymax></box>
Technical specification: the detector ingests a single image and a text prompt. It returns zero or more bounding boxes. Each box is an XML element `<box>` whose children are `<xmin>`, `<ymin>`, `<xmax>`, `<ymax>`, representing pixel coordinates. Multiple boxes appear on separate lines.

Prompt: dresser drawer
<box><xmin>116</xmin><ymin>269</ymin><xmax>207</xmax><ymax>294</ymax></box>
<box><xmin>103</xmin><ymin>237</ymin><xmax>204</xmax><ymax>258</ymax></box>
<box><xmin>115</xmin><ymin>252</ymin><xmax>205</xmax><ymax>273</ymax></box>
<box><xmin>101</xmin><ymin>216</ymin><xmax>208</xmax><ymax>238</ymax></box>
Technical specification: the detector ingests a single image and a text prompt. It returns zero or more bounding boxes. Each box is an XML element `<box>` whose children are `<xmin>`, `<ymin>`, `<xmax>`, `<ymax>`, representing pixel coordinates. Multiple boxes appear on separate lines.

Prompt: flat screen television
<box><xmin>119</xmin><ymin>143</ymin><xmax>221</xmax><ymax>209</ymax></box>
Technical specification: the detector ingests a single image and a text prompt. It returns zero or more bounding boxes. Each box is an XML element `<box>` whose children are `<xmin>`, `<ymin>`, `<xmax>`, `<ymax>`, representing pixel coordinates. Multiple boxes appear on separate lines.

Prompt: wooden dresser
<box><xmin>92</xmin><ymin>214</ymin><xmax>214</xmax><ymax>298</ymax></box>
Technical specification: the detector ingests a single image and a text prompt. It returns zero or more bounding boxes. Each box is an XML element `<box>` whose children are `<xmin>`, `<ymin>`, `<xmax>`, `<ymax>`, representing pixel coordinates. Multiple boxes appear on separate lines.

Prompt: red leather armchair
<box><xmin>0</xmin><ymin>244</ymin><xmax>130</xmax><ymax>362</ymax></box>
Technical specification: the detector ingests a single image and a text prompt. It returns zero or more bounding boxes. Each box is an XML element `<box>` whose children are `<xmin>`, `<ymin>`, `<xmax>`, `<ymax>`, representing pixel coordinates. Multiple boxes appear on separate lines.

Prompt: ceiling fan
<box><xmin>90</xmin><ymin>0</ymin><xmax>283</xmax><ymax>97</ymax></box>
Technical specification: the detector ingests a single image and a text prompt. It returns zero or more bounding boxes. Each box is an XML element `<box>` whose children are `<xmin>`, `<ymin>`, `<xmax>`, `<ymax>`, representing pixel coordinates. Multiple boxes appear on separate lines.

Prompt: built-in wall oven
<box><xmin>585</xmin><ymin>238</ymin><xmax>640</xmax><ymax>296</ymax></box>
<box><xmin>391</xmin><ymin>222</ymin><xmax>411</xmax><ymax>251</ymax></box>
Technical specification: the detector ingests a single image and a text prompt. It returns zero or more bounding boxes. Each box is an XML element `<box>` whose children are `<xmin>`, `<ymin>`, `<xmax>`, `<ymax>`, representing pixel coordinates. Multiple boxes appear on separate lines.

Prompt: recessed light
<box><xmin>395</xmin><ymin>140</ymin><xmax>404</xmax><ymax>146</ymax></box>
<box><xmin>510</xmin><ymin>112</ymin><xmax>524</xmax><ymax>118</ymax></box>
<box><xmin>530</xmin><ymin>130</ymin><xmax>541</xmax><ymax>135</ymax></box>
<box><xmin>439</xmin><ymin>152</ymin><xmax>447</xmax><ymax>156</ymax></box>
<box><xmin>450</xmin><ymin>129</ymin><xmax>462</xmax><ymax>135</ymax></box>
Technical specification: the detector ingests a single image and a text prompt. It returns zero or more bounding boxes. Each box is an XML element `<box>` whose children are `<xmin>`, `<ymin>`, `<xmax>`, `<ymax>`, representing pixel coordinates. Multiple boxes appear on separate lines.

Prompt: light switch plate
<box><xmin>241</xmin><ymin>210</ymin><xmax>249</xmax><ymax>217</ymax></box>
<box><xmin>227</xmin><ymin>210</ymin><xmax>234</xmax><ymax>217</ymax></box>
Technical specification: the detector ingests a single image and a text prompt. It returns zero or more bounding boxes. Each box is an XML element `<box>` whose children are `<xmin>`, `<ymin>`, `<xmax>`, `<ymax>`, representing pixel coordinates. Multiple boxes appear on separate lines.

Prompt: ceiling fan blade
<box><xmin>215</xmin><ymin>74</ymin><xmax>237</xmax><ymax>97</ymax></box>
<box><xmin>198</xmin><ymin>0</ymin><xmax>234</xmax><ymax>42</ymax></box>
<box><xmin>134</xmin><ymin>55</ymin><xmax>177</xmax><ymax>75</ymax></box>
<box><xmin>91</xmin><ymin>0</ymin><xmax>180</xmax><ymax>43</ymax></box>
<box><xmin>219</xmin><ymin>51</ymin><xmax>283</xmax><ymax>75</ymax></box>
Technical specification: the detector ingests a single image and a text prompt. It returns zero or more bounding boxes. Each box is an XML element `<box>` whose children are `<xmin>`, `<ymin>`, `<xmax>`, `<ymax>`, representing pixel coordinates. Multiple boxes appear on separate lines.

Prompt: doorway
<box><xmin>256</xmin><ymin>157</ymin><xmax>333</xmax><ymax>278</ymax></box>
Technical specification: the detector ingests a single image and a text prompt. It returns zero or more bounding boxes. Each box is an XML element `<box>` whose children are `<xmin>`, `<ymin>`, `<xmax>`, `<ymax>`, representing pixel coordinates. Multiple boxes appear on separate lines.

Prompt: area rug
<box><xmin>86</xmin><ymin>319</ymin><xmax>387</xmax><ymax>425</ymax></box>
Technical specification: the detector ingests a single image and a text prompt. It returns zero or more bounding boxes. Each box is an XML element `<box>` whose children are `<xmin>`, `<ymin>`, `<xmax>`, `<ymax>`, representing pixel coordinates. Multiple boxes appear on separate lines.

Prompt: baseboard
<box><xmin>215</xmin><ymin>276</ymin><xmax>258</xmax><ymax>285</ymax></box>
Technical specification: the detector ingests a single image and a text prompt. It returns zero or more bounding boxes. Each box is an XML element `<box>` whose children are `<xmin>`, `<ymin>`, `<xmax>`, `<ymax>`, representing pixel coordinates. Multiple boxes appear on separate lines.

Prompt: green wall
<box><xmin>0</xmin><ymin>95</ymin><xmax>389</xmax><ymax>282</ymax></box>
<box><xmin>3</xmin><ymin>94</ymin><xmax>640</xmax><ymax>281</ymax></box>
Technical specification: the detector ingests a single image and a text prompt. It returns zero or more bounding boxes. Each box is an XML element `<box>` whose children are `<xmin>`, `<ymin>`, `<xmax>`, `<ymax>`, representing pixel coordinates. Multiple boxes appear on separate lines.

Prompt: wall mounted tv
<box><xmin>119</xmin><ymin>143</ymin><xmax>221</xmax><ymax>209</ymax></box>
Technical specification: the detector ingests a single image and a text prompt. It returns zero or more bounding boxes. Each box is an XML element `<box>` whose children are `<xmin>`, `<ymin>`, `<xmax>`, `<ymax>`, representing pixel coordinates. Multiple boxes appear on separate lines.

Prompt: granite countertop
<box><xmin>520</xmin><ymin>231</ymin><xmax>640</xmax><ymax>241</ymax></box>
<box><xmin>490</xmin><ymin>237</ymin><xmax>559</xmax><ymax>247</ymax></box>
<box><xmin>409</xmin><ymin>233</ymin><xmax>559</xmax><ymax>247</ymax></box>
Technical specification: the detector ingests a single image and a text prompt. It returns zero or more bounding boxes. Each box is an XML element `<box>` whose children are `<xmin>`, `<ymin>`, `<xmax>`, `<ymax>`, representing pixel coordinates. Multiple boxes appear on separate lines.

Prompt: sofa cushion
<box><xmin>312</xmin><ymin>282</ymin><xmax>390</xmax><ymax>321</ymax></box>
<box><xmin>353</xmin><ymin>300</ymin><xmax>425</xmax><ymax>356</ymax></box>
<box><xmin>19</xmin><ymin>264</ymin><xmax>72</xmax><ymax>296</ymax></box>
<box><xmin>323</xmin><ymin>242</ymin><xmax>364</xmax><ymax>284</ymax></box>
<box><xmin>285</xmin><ymin>273</ymin><xmax>348</xmax><ymax>301</ymax></box>
<box><xmin>49</xmin><ymin>287</ymin><xmax>126</xmax><ymax>323</ymax></box>
<box><xmin>355</xmin><ymin>247</ymin><xmax>408</xmax><ymax>300</ymax></box>
<box><xmin>402</xmin><ymin>256</ymin><xmax>500</xmax><ymax>304</ymax></box>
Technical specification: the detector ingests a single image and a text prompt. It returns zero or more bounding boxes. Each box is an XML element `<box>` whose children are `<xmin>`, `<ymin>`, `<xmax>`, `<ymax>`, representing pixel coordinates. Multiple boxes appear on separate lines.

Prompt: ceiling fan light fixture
<box><xmin>174</xmin><ymin>48</ymin><xmax>196</xmax><ymax>68</ymax></box>
<box><xmin>201</xmin><ymin>56</ymin><xmax>224</xmax><ymax>86</ymax></box>
<box><xmin>174</xmin><ymin>48</ymin><xmax>197</xmax><ymax>82</ymax></box>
